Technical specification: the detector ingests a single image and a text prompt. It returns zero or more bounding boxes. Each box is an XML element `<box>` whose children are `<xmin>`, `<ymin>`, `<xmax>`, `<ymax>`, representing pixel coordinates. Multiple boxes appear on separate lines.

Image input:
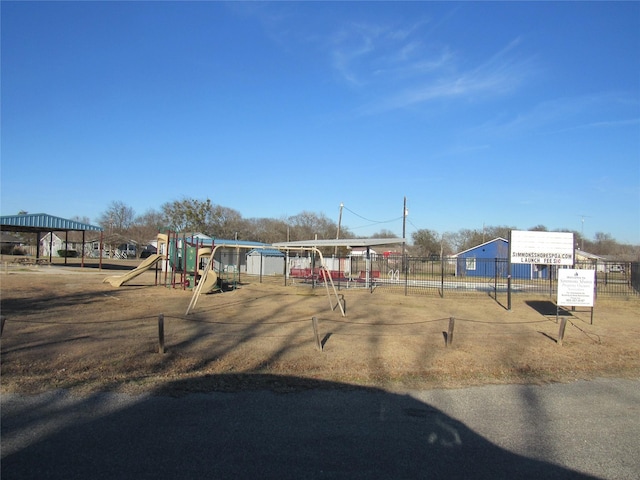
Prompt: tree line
<box><xmin>13</xmin><ymin>199</ymin><xmax>639</xmax><ymax>259</ymax></box>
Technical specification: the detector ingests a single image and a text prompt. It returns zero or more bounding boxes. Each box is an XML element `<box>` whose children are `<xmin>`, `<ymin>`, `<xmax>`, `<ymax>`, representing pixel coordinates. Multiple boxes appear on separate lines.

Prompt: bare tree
<box><xmin>287</xmin><ymin>211</ymin><xmax>338</xmax><ymax>241</ymax></box>
<box><xmin>411</xmin><ymin>229</ymin><xmax>440</xmax><ymax>257</ymax></box>
<box><xmin>130</xmin><ymin>209</ymin><xmax>166</xmax><ymax>257</ymax></box>
<box><xmin>370</xmin><ymin>229</ymin><xmax>399</xmax><ymax>238</ymax></box>
<box><xmin>98</xmin><ymin>201</ymin><xmax>135</xmax><ymax>231</ymax></box>
<box><xmin>247</xmin><ymin>217</ymin><xmax>290</xmax><ymax>243</ymax></box>
<box><xmin>209</xmin><ymin>205</ymin><xmax>248</xmax><ymax>240</ymax></box>
<box><xmin>98</xmin><ymin>201</ymin><xmax>136</xmax><ymax>255</ymax></box>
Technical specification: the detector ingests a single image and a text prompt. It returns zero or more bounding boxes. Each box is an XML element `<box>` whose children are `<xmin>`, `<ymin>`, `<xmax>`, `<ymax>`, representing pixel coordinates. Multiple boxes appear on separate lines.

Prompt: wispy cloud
<box><xmin>247</xmin><ymin>6</ymin><xmax>535</xmax><ymax>114</ymax></box>
<box><xmin>551</xmin><ymin>117</ymin><xmax>640</xmax><ymax>134</ymax></box>
<box><xmin>325</xmin><ymin>19</ymin><xmax>534</xmax><ymax>115</ymax></box>
<box><xmin>470</xmin><ymin>93</ymin><xmax>640</xmax><ymax>138</ymax></box>
<box><xmin>328</xmin><ymin>21</ymin><xmax>424</xmax><ymax>87</ymax></box>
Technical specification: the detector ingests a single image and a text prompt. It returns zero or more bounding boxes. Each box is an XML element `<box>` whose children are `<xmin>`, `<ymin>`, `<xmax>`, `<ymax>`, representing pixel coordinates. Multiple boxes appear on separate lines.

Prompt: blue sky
<box><xmin>2</xmin><ymin>2</ymin><xmax>639</xmax><ymax>244</ymax></box>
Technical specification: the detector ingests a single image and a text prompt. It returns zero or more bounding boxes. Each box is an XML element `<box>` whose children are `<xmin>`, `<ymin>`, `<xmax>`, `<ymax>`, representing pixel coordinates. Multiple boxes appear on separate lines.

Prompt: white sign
<box><xmin>510</xmin><ymin>230</ymin><xmax>574</xmax><ymax>265</ymax></box>
<box><xmin>557</xmin><ymin>269</ymin><xmax>595</xmax><ymax>307</ymax></box>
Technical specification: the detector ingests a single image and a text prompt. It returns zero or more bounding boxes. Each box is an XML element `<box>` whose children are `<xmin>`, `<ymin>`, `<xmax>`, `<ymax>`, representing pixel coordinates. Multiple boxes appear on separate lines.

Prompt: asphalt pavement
<box><xmin>2</xmin><ymin>377</ymin><xmax>639</xmax><ymax>479</ymax></box>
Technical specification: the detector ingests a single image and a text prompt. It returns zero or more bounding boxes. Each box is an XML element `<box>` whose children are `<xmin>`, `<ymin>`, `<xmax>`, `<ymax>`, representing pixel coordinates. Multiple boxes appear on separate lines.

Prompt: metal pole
<box><xmin>403</xmin><ymin>197</ymin><xmax>408</xmax><ymax>296</ymax></box>
<box><xmin>49</xmin><ymin>230</ymin><xmax>53</xmax><ymax>263</ymax></box>
<box><xmin>64</xmin><ymin>231</ymin><xmax>69</xmax><ymax>265</ymax></box>
<box><xmin>181</xmin><ymin>234</ymin><xmax>186</xmax><ymax>289</ymax></box>
<box><xmin>440</xmin><ymin>254</ymin><xmax>445</xmax><ymax>298</ymax></box>
<box><xmin>81</xmin><ymin>230</ymin><xmax>86</xmax><ymax>268</ymax></box>
<box><xmin>335</xmin><ymin>203</ymin><xmax>343</xmax><ymax>257</ymax></box>
<box><xmin>507</xmin><ymin>230</ymin><xmax>512</xmax><ymax>310</ymax></box>
<box><xmin>99</xmin><ymin>232</ymin><xmax>103</xmax><ymax>270</ymax></box>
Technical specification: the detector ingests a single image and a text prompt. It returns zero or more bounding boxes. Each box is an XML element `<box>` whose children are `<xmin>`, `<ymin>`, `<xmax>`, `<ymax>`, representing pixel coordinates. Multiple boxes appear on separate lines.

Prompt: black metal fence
<box><xmin>213</xmin><ymin>250</ymin><xmax>638</xmax><ymax>299</ymax></box>
<box><xmin>361</xmin><ymin>257</ymin><xmax>639</xmax><ymax>298</ymax></box>
<box><xmin>631</xmin><ymin>262</ymin><xmax>640</xmax><ymax>295</ymax></box>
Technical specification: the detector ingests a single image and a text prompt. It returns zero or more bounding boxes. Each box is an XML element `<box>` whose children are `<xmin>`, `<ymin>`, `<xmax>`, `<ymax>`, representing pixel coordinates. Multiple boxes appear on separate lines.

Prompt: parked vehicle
<box><xmin>608</xmin><ymin>264</ymin><xmax>625</xmax><ymax>274</ymax></box>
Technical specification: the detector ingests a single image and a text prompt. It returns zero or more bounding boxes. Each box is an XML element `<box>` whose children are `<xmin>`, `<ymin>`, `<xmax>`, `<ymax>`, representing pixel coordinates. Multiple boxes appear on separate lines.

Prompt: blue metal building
<box><xmin>453</xmin><ymin>238</ymin><xmax>549</xmax><ymax>280</ymax></box>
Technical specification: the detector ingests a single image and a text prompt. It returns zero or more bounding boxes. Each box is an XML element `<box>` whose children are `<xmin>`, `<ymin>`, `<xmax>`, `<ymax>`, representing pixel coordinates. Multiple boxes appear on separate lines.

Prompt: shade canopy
<box><xmin>272</xmin><ymin>238</ymin><xmax>405</xmax><ymax>248</ymax></box>
<box><xmin>0</xmin><ymin>213</ymin><xmax>103</xmax><ymax>233</ymax></box>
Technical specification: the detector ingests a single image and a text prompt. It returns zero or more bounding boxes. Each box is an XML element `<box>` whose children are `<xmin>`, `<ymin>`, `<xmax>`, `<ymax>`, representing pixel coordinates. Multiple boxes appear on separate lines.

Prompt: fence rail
<box><xmin>237</xmin><ymin>255</ymin><xmax>639</xmax><ymax>298</ymax></box>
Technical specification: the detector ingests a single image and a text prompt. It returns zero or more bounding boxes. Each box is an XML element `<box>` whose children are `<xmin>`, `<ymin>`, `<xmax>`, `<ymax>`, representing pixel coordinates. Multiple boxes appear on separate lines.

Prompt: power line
<box><xmin>342</xmin><ymin>205</ymin><xmax>403</xmax><ymax>226</ymax></box>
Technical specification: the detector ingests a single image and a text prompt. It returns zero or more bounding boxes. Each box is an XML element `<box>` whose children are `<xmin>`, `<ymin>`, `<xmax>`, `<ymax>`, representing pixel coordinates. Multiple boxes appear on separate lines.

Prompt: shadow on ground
<box><xmin>1</xmin><ymin>374</ymin><xmax>596</xmax><ymax>480</ymax></box>
<box><xmin>526</xmin><ymin>300</ymin><xmax>574</xmax><ymax>317</ymax></box>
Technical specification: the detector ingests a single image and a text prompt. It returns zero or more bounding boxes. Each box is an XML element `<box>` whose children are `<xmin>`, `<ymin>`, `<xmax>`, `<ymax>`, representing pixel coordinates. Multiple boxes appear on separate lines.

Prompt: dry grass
<box><xmin>1</xmin><ymin>262</ymin><xmax>639</xmax><ymax>395</ymax></box>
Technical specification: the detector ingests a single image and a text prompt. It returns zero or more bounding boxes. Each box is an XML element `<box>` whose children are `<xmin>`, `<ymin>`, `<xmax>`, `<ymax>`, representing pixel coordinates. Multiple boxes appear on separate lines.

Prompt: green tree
<box><xmin>161</xmin><ymin>198</ymin><xmax>212</xmax><ymax>233</ymax></box>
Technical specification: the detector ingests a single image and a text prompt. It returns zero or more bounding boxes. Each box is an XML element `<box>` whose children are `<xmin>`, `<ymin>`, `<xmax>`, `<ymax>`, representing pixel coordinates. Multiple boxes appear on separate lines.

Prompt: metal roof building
<box><xmin>452</xmin><ymin>237</ymin><xmax>549</xmax><ymax>280</ymax></box>
<box><xmin>0</xmin><ymin>213</ymin><xmax>103</xmax><ymax>233</ymax></box>
<box><xmin>0</xmin><ymin>213</ymin><xmax>103</xmax><ymax>265</ymax></box>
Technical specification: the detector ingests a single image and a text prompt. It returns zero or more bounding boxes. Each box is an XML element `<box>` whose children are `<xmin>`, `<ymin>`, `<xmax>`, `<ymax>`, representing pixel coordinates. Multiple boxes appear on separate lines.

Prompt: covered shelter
<box><xmin>273</xmin><ymin>238</ymin><xmax>405</xmax><ymax>288</ymax></box>
<box><xmin>0</xmin><ymin>213</ymin><xmax>103</xmax><ymax>267</ymax></box>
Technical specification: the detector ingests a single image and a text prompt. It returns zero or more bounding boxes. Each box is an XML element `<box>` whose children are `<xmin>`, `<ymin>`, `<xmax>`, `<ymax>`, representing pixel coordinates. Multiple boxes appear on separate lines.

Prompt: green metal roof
<box><xmin>0</xmin><ymin>213</ymin><xmax>103</xmax><ymax>232</ymax></box>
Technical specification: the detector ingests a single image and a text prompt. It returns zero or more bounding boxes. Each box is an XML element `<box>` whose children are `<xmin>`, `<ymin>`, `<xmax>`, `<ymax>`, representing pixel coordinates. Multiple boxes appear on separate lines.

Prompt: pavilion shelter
<box><xmin>0</xmin><ymin>213</ymin><xmax>104</xmax><ymax>267</ymax></box>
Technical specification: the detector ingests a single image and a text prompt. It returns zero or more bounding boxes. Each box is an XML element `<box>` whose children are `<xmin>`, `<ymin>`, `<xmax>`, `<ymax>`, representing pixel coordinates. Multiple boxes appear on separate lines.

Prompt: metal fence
<box><xmin>235</xmin><ymin>255</ymin><xmax>638</xmax><ymax>299</ymax></box>
<box><xmin>209</xmin><ymin>249</ymin><xmax>638</xmax><ymax>299</ymax></box>
<box><xmin>369</xmin><ymin>257</ymin><xmax>638</xmax><ymax>298</ymax></box>
<box><xmin>631</xmin><ymin>262</ymin><xmax>640</xmax><ymax>295</ymax></box>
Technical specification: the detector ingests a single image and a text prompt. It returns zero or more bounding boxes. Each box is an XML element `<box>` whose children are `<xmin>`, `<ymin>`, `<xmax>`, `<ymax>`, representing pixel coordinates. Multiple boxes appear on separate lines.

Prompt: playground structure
<box><xmin>185</xmin><ymin>242</ymin><xmax>346</xmax><ymax>316</ymax></box>
<box><xmin>104</xmin><ymin>234</ymin><xmax>407</xmax><ymax>318</ymax></box>
<box><xmin>103</xmin><ymin>233</ymin><xmax>222</xmax><ymax>293</ymax></box>
<box><xmin>102</xmin><ymin>232</ymin><xmax>347</xmax><ymax>317</ymax></box>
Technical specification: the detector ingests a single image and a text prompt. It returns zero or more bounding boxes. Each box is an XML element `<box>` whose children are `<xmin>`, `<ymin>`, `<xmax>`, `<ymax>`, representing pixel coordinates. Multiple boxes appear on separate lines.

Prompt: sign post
<box><xmin>507</xmin><ymin>230</ymin><xmax>574</xmax><ymax>311</ymax></box>
<box><xmin>556</xmin><ymin>268</ymin><xmax>595</xmax><ymax>344</ymax></box>
<box><xmin>510</xmin><ymin>231</ymin><xmax>574</xmax><ymax>266</ymax></box>
<box><xmin>557</xmin><ymin>268</ymin><xmax>596</xmax><ymax>324</ymax></box>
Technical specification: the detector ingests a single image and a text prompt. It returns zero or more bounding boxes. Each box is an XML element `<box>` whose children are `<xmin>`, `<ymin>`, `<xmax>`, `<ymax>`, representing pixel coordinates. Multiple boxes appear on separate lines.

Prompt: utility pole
<box><xmin>402</xmin><ymin>196</ymin><xmax>408</xmax><ymax>296</ymax></box>
<box><xmin>577</xmin><ymin>214</ymin><xmax>592</xmax><ymax>251</ymax></box>
<box><xmin>335</xmin><ymin>202</ymin><xmax>343</xmax><ymax>256</ymax></box>
<box><xmin>402</xmin><ymin>197</ymin><xmax>407</xmax><ymax>239</ymax></box>
<box><xmin>402</xmin><ymin>196</ymin><xmax>407</xmax><ymax>259</ymax></box>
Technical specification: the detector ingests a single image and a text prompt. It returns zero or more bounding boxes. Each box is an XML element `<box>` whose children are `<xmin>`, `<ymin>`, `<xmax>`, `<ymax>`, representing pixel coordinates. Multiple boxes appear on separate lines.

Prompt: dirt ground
<box><xmin>1</xmin><ymin>259</ymin><xmax>639</xmax><ymax>395</ymax></box>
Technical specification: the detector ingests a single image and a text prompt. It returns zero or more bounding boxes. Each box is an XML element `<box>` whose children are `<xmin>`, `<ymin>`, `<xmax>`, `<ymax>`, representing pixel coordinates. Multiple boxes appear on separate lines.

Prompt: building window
<box><xmin>466</xmin><ymin>257</ymin><xmax>476</xmax><ymax>271</ymax></box>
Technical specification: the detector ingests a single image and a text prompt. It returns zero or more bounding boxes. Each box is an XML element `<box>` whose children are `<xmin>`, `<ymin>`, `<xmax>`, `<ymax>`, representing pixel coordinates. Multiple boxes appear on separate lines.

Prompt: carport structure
<box><xmin>0</xmin><ymin>213</ymin><xmax>103</xmax><ymax>267</ymax></box>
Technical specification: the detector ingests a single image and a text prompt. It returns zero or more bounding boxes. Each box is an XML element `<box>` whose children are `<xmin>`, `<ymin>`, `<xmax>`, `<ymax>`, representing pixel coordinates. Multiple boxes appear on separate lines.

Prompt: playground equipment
<box><xmin>186</xmin><ymin>243</ymin><xmax>346</xmax><ymax>317</ymax></box>
<box><xmin>104</xmin><ymin>232</ymin><xmax>357</xmax><ymax>318</ymax></box>
<box><xmin>103</xmin><ymin>233</ymin><xmax>221</xmax><ymax>293</ymax></box>
<box><xmin>102</xmin><ymin>253</ymin><xmax>163</xmax><ymax>287</ymax></box>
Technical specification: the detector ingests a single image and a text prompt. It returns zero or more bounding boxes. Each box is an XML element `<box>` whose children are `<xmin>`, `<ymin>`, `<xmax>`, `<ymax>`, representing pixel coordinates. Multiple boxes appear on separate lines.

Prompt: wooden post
<box><xmin>558</xmin><ymin>317</ymin><xmax>567</xmax><ymax>346</ymax></box>
<box><xmin>312</xmin><ymin>316</ymin><xmax>322</xmax><ymax>351</ymax></box>
<box><xmin>158</xmin><ymin>314</ymin><xmax>165</xmax><ymax>354</ymax></box>
<box><xmin>1</xmin><ymin>316</ymin><xmax>5</xmax><ymax>337</ymax></box>
<box><xmin>447</xmin><ymin>316</ymin><xmax>455</xmax><ymax>347</ymax></box>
